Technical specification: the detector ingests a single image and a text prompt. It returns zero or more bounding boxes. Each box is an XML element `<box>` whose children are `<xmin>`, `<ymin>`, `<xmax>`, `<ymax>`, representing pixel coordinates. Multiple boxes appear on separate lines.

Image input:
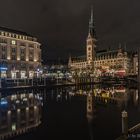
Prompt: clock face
<box><xmin>11</xmin><ymin>40</ymin><xmax>16</xmax><ymax>45</ymax></box>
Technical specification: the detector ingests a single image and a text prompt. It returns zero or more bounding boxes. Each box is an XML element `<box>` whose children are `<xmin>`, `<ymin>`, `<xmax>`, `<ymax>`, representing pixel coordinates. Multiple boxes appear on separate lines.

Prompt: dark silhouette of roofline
<box><xmin>0</xmin><ymin>26</ymin><xmax>34</xmax><ymax>37</ymax></box>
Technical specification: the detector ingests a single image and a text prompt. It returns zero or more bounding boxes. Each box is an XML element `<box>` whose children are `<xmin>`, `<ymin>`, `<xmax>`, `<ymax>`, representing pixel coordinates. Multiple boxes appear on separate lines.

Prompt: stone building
<box><xmin>68</xmin><ymin>8</ymin><xmax>134</xmax><ymax>77</ymax></box>
<box><xmin>0</xmin><ymin>27</ymin><xmax>41</xmax><ymax>78</ymax></box>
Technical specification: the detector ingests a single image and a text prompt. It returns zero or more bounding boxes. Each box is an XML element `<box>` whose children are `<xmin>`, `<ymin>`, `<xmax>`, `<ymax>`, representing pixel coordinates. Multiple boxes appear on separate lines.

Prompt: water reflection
<box><xmin>0</xmin><ymin>84</ymin><xmax>139</xmax><ymax>140</ymax></box>
<box><xmin>48</xmin><ymin>85</ymin><xmax>140</xmax><ymax>140</ymax></box>
<box><xmin>50</xmin><ymin>85</ymin><xmax>139</xmax><ymax>109</ymax></box>
<box><xmin>0</xmin><ymin>90</ymin><xmax>43</xmax><ymax>139</ymax></box>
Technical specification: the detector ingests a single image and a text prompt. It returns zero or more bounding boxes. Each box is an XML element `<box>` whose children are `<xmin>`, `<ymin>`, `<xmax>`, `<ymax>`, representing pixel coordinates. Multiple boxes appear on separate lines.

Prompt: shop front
<box><xmin>11</xmin><ymin>70</ymin><xmax>19</xmax><ymax>79</ymax></box>
<box><xmin>29</xmin><ymin>71</ymin><xmax>34</xmax><ymax>78</ymax></box>
<box><xmin>0</xmin><ymin>67</ymin><xmax>7</xmax><ymax>78</ymax></box>
<box><xmin>11</xmin><ymin>71</ymin><xmax>17</xmax><ymax>79</ymax></box>
<box><xmin>20</xmin><ymin>71</ymin><xmax>26</xmax><ymax>79</ymax></box>
<box><xmin>115</xmin><ymin>69</ymin><xmax>126</xmax><ymax>77</ymax></box>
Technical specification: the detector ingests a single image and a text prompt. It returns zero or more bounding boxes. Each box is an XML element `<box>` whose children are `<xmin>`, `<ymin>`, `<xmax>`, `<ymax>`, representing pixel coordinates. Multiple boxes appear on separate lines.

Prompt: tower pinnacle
<box><xmin>88</xmin><ymin>6</ymin><xmax>96</xmax><ymax>38</ymax></box>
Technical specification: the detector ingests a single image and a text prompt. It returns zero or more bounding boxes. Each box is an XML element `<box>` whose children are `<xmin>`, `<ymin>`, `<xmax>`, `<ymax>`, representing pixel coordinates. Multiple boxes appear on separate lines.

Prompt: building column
<box><xmin>17</xmin><ymin>43</ymin><xmax>20</xmax><ymax>61</ymax></box>
<box><xmin>34</xmin><ymin>45</ymin><xmax>38</xmax><ymax>62</ymax></box>
<box><xmin>26</xmin><ymin>45</ymin><xmax>29</xmax><ymax>61</ymax></box>
<box><xmin>7</xmin><ymin>46</ymin><xmax>11</xmax><ymax>60</ymax></box>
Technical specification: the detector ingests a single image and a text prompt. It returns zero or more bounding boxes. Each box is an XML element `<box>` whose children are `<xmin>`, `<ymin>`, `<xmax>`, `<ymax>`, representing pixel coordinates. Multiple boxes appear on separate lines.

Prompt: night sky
<box><xmin>0</xmin><ymin>0</ymin><xmax>140</xmax><ymax>62</ymax></box>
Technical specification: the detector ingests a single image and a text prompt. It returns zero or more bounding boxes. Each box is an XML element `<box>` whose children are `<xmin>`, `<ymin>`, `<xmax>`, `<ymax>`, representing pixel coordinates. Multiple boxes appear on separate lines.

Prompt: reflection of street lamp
<box><xmin>56</xmin><ymin>71</ymin><xmax>59</xmax><ymax>84</ymax></box>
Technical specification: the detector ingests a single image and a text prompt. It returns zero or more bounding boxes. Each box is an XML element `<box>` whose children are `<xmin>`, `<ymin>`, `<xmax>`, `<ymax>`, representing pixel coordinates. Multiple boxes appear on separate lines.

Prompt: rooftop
<box><xmin>0</xmin><ymin>26</ymin><xmax>34</xmax><ymax>37</ymax></box>
<box><xmin>96</xmin><ymin>49</ymin><xmax>118</xmax><ymax>57</ymax></box>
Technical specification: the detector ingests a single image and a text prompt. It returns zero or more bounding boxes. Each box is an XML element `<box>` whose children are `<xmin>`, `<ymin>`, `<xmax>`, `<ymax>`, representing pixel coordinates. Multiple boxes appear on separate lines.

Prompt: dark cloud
<box><xmin>0</xmin><ymin>0</ymin><xmax>140</xmax><ymax>61</ymax></box>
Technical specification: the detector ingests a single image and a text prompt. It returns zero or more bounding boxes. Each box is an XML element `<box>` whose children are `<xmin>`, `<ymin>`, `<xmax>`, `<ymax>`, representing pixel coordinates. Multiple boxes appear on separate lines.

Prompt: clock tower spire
<box><xmin>86</xmin><ymin>6</ymin><xmax>97</xmax><ymax>69</ymax></box>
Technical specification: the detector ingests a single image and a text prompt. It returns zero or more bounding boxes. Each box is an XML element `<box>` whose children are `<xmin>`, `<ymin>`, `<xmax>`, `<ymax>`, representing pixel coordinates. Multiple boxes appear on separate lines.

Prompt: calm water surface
<box><xmin>1</xmin><ymin>84</ymin><xmax>140</xmax><ymax>140</ymax></box>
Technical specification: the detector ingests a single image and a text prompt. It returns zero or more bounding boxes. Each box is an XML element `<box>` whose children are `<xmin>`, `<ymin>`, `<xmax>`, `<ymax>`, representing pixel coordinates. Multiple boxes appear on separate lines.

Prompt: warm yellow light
<box><xmin>11</xmin><ymin>40</ymin><xmax>16</xmax><ymax>45</ymax></box>
<box><xmin>7</xmin><ymin>57</ymin><xmax>11</xmax><ymax>60</ymax></box>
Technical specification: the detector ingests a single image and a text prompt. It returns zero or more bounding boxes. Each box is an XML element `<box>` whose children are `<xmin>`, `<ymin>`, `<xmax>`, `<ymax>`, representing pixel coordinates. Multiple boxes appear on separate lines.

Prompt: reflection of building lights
<box><xmin>11</xmin><ymin>95</ymin><xmax>17</xmax><ymax>100</ymax></box>
<box><xmin>17</xmin><ymin>109</ymin><xmax>20</xmax><ymax>112</ymax></box>
<box><xmin>20</xmin><ymin>94</ymin><xmax>25</xmax><ymax>99</ymax></box>
<box><xmin>39</xmin><ymin>97</ymin><xmax>43</xmax><ymax>100</ymax></box>
<box><xmin>34</xmin><ymin>106</ymin><xmax>37</xmax><ymax>109</ymax></box>
<box><xmin>136</xmin><ymin>90</ymin><xmax>139</xmax><ymax>101</ymax></box>
<box><xmin>8</xmin><ymin>110</ymin><xmax>11</xmax><ymax>114</ymax></box>
<box><xmin>16</xmin><ymin>100</ymin><xmax>20</xmax><ymax>104</ymax></box>
<box><xmin>23</xmin><ymin>98</ymin><xmax>27</xmax><ymax>101</ymax></box>
<box><xmin>26</xmin><ymin>107</ymin><xmax>29</xmax><ymax>111</ymax></box>
<box><xmin>29</xmin><ymin>93</ymin><xmax>33</xmax><ymax>98</ymax></box>
<box><xmin>12</xmin><ymin>124</ymin><xmax>16</xmax><ymax>131</ymax></box>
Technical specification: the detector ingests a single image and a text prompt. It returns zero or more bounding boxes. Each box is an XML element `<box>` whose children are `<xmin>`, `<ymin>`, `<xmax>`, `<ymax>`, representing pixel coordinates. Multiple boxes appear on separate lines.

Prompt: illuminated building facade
<box><xmin>0</xmin><ymin>27</ymin><xmax>41</xmax><ymax>78</ymax></box>
<box><xmin>94</xmin><ymin>47</ymin><xmax>131</xmax><ymax>77</ymax></box>
<box><xmin>68</xmin><ymin>8</ymin><xmax>134</xmax><ymax>77</ymax></box>
<box><xmin>133</xmin><ymin>53</ymin><xmax>138</xmax><ymax>75</ymax></box>
<box><xmin>68</xmin><ymin>7</ymin><xmax>96</xmax><ymax>71</ymax></box>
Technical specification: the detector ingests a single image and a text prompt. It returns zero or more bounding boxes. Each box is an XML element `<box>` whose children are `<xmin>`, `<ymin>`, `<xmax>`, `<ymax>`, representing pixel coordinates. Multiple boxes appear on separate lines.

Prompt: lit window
<box><xmin>9</xmin><ymin>33</ymin><xmax>11</xmax><ymax>37</ymax></box>
<box><xmin>11</xmin><ymin>40</ymin><xmax>16</xmax><ymax>45</ymax></box>
<box><xmin>1</xmin><ymin>32</ymin><xmax>4</xmax><ymax>36</ymax></box>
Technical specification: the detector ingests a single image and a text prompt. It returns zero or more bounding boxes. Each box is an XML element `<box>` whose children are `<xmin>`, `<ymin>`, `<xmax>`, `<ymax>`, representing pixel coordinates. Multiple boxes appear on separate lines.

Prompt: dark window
<box><xmin>12</xmin><ymin>48</ymin><xmax>16</xmax><ymax>53</ymax></box>
<box><xmin>20</xmin><ymin>48</ymin><xmax>25</xmax><ymax>54</ymax></box>
<box><xmin>29</xmin><ymin>49</ymin><xmax>34</xmax><ymax>61</ymax></box>
<box><xmin>11</xmin><ymin>55</ymin><xmax>16</xmax><ymax>60</ymax></box>
<box><xmin>2</xmin><ymin>54</ymin><xmax>6</xmax><ymax>59</ymax></box>
<box><xmin>2</xmin><ymin>46</ymin><xmax>6</xmax><ymax>51</ymax></box>
<box><xmin>21</xmin><ymin>56</ymin><xmax>25</xmax><ymax>61</ymax></box>
<box><xmin>0</xmin><ymin>39</ymin><xmax>7</xmax><ymax>44</ymax></box>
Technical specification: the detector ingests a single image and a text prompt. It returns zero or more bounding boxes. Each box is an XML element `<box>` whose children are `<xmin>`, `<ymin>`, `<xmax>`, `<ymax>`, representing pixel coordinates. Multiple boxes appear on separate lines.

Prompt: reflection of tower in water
<box><xmin>86</xmin><ymin>92</ymin><xmax>94</xmax><ymax>140</ymax></box>
<box><xmin>87</xmin><ymin>92</ymin><xmax>93</xmax><ymax>121</ymax></box>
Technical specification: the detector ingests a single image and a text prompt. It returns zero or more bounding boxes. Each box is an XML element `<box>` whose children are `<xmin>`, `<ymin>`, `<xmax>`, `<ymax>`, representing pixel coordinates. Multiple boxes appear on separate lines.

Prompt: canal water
<box><xmin>1</xmin><ymin>84</ymin><xmax>140</xmax><ymax>140</ymax></box>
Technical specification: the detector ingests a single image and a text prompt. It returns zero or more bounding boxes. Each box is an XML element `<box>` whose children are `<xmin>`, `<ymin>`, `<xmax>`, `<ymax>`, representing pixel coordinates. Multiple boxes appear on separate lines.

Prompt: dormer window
<box><xmin>118</xmin><ymin>53</ymin><xmax>122</xmax><ymax>58</ymax></box>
